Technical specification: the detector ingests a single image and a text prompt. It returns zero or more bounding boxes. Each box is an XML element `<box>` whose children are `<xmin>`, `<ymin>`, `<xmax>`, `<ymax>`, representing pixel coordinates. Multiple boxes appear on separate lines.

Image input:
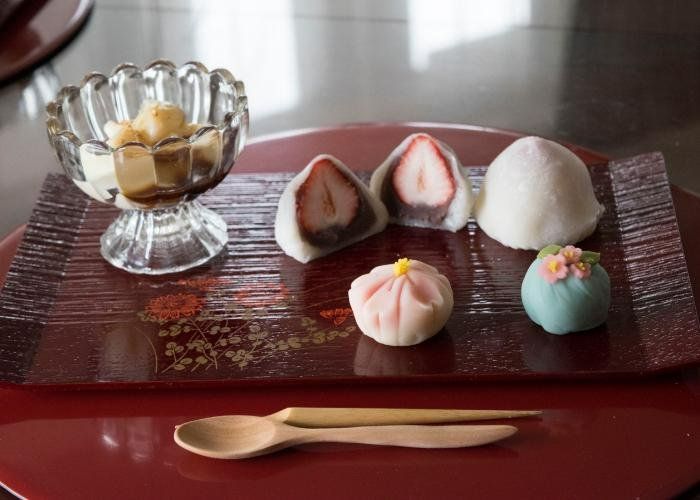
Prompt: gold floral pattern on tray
<box><xmin>137</xmin><ymin>279</ymin><xmax>356</xmax><ymax>374</ymax></box>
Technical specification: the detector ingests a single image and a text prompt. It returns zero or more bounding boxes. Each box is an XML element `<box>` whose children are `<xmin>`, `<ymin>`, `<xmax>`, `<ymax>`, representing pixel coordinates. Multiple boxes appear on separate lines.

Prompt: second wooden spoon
<box><xmin>268</xmin><ymin>407</ymin><xmax>541</xmax><ymax>427</ymax></box>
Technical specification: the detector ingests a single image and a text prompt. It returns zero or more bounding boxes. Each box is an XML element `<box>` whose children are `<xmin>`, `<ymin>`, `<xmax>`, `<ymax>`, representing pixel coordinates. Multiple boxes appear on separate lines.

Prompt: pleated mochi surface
<box><xmin>348</xmin><ymin>259</ymin><xmax>454</xmax><ymax>347</ymax></box>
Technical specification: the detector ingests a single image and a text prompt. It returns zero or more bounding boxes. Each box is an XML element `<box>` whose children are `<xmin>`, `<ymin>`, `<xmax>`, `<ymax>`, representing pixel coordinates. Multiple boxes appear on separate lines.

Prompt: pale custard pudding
<box><xmin>78</xmin><ymin>100</ymin><xmax>221</xmax><ymax>209</ymax></box>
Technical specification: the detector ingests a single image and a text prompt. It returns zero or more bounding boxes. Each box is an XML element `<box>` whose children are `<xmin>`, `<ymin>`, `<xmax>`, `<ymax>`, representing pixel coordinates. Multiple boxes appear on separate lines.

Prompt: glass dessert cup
<box><xmin>45</xmin><ymin>60</ymin><xmax>248</xmax><ymax>275</ymax></box>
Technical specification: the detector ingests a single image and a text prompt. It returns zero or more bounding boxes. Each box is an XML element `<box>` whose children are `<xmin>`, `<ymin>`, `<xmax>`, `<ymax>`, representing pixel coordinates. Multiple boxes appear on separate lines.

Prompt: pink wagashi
<box><xmin>347</xmin><ymin>258</ymin><xmax>454</xmax><ymax>346</ymax></box>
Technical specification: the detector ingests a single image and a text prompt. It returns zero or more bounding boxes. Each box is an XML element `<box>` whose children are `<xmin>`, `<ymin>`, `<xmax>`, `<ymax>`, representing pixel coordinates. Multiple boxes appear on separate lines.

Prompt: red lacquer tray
<box><xmin>0</xmin><ymin>125</ymin><xmax>698</xmax><ymax>500</ymax></box>
<box><xmin>0</xmin><ymin>124</ymin><xmax>699</xmax><ymax>388</ymax></box>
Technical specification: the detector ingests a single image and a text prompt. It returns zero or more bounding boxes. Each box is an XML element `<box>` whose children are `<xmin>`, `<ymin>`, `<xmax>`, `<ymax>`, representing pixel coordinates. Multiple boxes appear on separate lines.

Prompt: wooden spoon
<box><xmin>174</xmin><ymin>415</ymin><xmax>518</xmax><ymax>459</ymax></box>
<box><xmin>267</xmin><ymin>407</ymin><xmax>542</xmax><ymax>427</ymax></box>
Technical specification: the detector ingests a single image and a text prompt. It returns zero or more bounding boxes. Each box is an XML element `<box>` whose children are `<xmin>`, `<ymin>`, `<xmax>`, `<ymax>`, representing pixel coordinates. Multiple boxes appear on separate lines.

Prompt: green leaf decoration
<box><xmin>537</xmin><ymin>245</ymin><xmax>562</xmax><ymax>259</ymax></box>
<box><xmin>580</xmin><ymin>251</ymin><xmax>601</xmax><ymax>265</ymax></box>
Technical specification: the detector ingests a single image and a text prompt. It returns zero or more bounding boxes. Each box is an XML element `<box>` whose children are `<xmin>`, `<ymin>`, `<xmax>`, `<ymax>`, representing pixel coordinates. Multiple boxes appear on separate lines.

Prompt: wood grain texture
<box><xmin>0</xmin><ymin>152</ymin><xmax>698</xmax><ymax>388</ymax></box>
<box><xmin>270</xmin><ymin>407</ymin><xmax>542</xmax><ymax>427</ymax></box>
<box><xmin>173</xmin><ymin>415</ymin><xmax>518</xmax><ymax>459</ymax></box>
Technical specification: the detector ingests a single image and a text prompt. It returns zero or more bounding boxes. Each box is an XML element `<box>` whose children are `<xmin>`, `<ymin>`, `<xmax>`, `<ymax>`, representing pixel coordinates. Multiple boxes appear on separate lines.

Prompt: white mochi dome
<box><xmin>474</xmin><ymin>136</ymin><xmax>604</xmax><ymax>250</ymax></box>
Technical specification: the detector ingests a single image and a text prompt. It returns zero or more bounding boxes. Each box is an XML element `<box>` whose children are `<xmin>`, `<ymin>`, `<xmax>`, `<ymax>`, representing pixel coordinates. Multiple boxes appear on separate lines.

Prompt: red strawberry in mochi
<box><xmin>392</xmin><ymin>136</ymin><xmax>456</xmax><ymax>207</ymax></box>
<box><xmin>295</xmin><ymin>159</ymin><xmax>361</xmax><ymax>245</ymax></box>
<box><xmin>275</xmin><ymin>155</ymin><xmax>388</xmax><ymax>263</ymax></box>
<box><xmin>370</xmin><ymin>133</ymin><xmax>474</xmax><ymax>232</ymax></box>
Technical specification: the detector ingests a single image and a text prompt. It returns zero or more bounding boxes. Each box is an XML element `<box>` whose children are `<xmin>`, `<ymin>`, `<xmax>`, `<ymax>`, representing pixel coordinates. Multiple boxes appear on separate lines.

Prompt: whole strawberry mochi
<box><xmin>275</xmin><ymin>155</ymin><xmax>389</xmax><ymax>263</ymax></box>
<box><xmin>370</xmin><ymin>133</ymin><xmax>474</xmax><ymax>232</ymax></box>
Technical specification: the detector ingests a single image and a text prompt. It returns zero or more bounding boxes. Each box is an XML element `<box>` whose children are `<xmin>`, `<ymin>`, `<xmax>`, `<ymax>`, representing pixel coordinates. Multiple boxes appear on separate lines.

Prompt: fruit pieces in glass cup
<box><xmin>79</xmin><ymin>100</ymin><xmax>223</xmax><ymax>208</ymax></box>
<box><xmin>105</xmin><ymin>100</ymin><xmax>202</xmax><ymax>148</ymax></box>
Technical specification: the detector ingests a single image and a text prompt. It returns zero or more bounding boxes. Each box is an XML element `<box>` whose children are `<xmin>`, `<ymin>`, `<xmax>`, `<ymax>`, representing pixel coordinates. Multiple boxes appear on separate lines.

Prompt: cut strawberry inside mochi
<box><xmin>296</xmin><ymin>159</ymin><xmax>360</xmax><ymax>240</ymax></box>
<box><xmin>370</xmin><ymin>133</ymin><xmax>474</xmax><ymax>232</ymax></box>
<box><xmin>392</xmin><ymin>136</ymin><xmax>456</xmax><ymax>207</ymax></box>
<box><xmin>275</xmin><ymin>155</ymin><xmax>389</xmax><ymax>263</ymax></box>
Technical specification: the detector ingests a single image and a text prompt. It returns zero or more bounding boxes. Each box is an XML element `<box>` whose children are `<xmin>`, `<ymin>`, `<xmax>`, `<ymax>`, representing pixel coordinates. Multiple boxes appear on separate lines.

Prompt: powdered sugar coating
<box><xmin>474</xmin><ymin>136</ymin><xmax>604</xmax><ymax>250</ymax></box>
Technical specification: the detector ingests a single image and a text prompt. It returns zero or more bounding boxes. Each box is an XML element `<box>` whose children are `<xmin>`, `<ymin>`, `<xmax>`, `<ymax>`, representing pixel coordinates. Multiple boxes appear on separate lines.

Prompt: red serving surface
<box><xmin>0</xmin><ymin>124</ymin><xmax>698</xmax><ymax>499</ymax></box>
<box><xmin>1</xmin><ymin>128</ymin><xmax>698</xmax><ymax>388</ymax></box>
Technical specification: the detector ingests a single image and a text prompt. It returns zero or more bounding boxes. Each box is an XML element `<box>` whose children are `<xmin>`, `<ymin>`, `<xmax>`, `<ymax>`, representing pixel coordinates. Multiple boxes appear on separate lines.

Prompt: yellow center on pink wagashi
<box><xmin>393</xmin><ymin>258</ymin><xmax>411</xmax><ymax>277</ymax></box>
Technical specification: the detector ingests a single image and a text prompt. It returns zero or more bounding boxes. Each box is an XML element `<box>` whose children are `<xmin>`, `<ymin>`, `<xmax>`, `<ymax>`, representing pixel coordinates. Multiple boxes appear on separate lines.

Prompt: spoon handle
<box><xmin>299</xmin><ymin>424</ymin><xmax>517</xmax><ymax>448</ymax></box>
<box><xmin>271</xmin><ymin>407</ymin><xmax>541</xmax><ymax>428</ymax></box>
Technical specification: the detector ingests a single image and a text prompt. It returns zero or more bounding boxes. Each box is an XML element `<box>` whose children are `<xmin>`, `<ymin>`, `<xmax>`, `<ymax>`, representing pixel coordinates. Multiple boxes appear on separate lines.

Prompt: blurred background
<box><xmin>1</xmin><ymin>0</ymin><xmax>699</xmax><ymax>236</ymax></box>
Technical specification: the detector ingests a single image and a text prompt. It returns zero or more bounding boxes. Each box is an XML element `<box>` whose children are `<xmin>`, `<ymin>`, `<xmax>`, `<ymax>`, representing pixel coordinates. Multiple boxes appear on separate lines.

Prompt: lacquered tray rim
<box><xmin>247</xmin><ymin>121</ymin><xmax>610</xmax><ymax>162</ymax></box>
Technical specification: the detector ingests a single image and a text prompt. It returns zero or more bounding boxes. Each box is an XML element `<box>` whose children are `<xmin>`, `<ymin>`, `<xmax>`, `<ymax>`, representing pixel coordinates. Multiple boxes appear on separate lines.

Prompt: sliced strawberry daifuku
<box><xmin>370</xmin><ymin>133</ymin><xmax>474</xmax><ymax>232</ymax></box>
<box><xmin>275</xmin><ymin>155</ymin><xmax>389</xmax><ymax>263</ymax></box>
<box><xmin>392</xmin><ymin>135</ymin><xmax>456</xmax><ymax>207</ymax></box>
<box><xmin>296</xmin><ymin>158</ymin><xmax>360</xmax><ymax>243</ymax></box>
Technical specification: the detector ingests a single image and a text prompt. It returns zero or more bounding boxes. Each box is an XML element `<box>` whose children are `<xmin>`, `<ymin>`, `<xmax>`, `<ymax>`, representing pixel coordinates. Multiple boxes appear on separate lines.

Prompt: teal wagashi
<box><xmin>521</xmin><ymin>245</ymin><xmax>610</xmax><ymax>335</ymax></box>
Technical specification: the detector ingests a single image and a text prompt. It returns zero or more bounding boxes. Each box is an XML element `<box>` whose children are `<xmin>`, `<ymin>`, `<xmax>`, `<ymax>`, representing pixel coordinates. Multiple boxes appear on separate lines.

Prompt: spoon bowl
<box><xmin>174</xmin><ymin>415</ymin><xmax>518</xmax><ymax>459</ymax></box>
<box><xmin>176</xmin><ymin>416</ymin><xmax>281</xmax><ymax>458</ymax></box>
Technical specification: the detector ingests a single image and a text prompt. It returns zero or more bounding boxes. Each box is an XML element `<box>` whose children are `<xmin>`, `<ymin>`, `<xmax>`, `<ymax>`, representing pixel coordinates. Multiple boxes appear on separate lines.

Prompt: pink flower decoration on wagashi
<box><xmin>570</xmin><ymin>261</ymin><xmax>591</xmax><ymax>279</ymax></box>
<box><xmin>538</xmin><ymin>254</ymin><xmax>569</xmax><ymax>284</ymax></box>
<box><xmin>559</xmin><ymin>245</ymin><xmax>582</xmax><ymax>264</ymax></box>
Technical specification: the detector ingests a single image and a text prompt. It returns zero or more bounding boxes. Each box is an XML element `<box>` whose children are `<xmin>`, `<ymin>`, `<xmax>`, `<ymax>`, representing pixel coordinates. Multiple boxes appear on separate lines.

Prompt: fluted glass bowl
<box><xmin>45</xmin><ymin>60</ymin><xmax>248</xmax><ymax>275</ymax></box>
